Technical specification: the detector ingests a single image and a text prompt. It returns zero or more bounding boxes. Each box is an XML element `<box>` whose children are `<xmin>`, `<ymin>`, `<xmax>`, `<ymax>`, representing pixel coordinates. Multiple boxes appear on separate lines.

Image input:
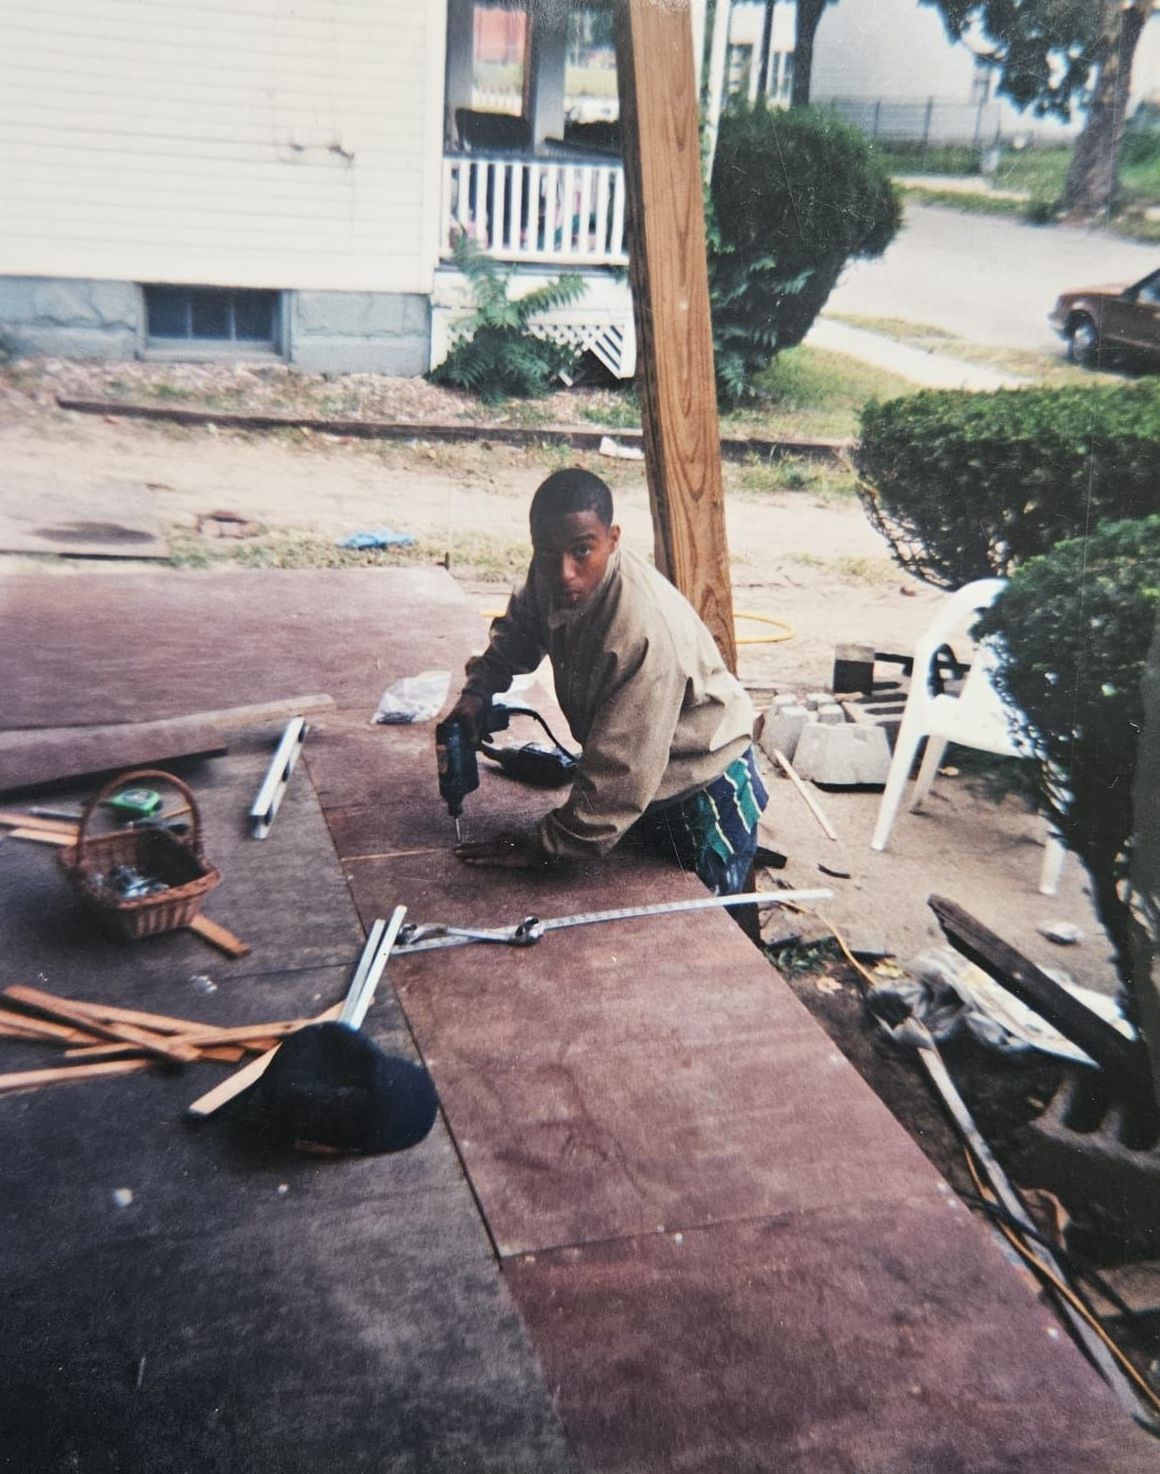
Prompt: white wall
<box><xmin>0</xmin><ymin>0</ymin><xmax>448</xmax><ymax>294</ymax></box>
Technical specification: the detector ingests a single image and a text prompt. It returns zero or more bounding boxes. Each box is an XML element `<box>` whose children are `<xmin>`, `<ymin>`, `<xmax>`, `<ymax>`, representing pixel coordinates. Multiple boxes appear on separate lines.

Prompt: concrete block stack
<box><xmin>758</xmin><ymin>686</ymin><xmax>892</xmax><ymax>787</ymax></box>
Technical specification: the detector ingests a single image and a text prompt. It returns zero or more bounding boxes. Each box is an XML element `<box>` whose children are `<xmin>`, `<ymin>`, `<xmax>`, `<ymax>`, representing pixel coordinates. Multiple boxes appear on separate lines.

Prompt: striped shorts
<box><xmin>635</xmin><ymin>746</ymin><xmax>769</xmax><ymax>895</ymax></box>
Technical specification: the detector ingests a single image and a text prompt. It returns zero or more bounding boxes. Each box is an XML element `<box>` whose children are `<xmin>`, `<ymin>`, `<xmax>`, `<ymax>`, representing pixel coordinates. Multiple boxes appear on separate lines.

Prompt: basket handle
<box><xmin>74</xmin><ymin>768</ymin><xmax>207</xmax><ymax>873</ymax></box>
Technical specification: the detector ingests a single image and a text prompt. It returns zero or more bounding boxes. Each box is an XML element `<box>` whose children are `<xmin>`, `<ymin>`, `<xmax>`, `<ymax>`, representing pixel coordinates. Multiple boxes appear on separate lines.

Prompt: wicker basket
<box><xmin>57</xmin><ymin>768</ymin><xmax>221</xmax><ymax>941</ymax></box>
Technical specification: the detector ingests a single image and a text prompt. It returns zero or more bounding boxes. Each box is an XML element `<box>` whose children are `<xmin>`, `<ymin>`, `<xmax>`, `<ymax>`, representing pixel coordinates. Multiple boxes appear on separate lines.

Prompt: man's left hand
<box><xmin>454</xmin><ymin>828</ymin><xmax>543</xmax><ymax>870</ymax></box>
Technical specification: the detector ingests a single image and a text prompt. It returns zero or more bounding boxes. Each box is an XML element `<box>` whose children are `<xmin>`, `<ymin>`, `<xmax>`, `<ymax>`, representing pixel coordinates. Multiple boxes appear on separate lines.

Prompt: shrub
<box><xmin>431</xmin><ymin>236</ymin><xmax>586</xmax><ymax>401</ymax></box>
<box><xmin>709</xmin><ymin>104</ymin><xmax>901</xmax><ymax>409</ymax></box>
<box><xmin>975</xmin><ymin>516</ymin><xmax>1160</xmax><ymax>1037</ymax></box>
<box><xmin>855</xmin><ymin>381</ymin><xmax>1160</xmax><ymax>588</ymax></box>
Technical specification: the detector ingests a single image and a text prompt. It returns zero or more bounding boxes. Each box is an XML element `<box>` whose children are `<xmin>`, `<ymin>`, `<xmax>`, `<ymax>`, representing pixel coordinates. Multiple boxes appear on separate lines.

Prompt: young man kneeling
<box><xmin>449</xmin><ymin>468</ymin><xmax>767</xmax><ymax>893</ymax></box>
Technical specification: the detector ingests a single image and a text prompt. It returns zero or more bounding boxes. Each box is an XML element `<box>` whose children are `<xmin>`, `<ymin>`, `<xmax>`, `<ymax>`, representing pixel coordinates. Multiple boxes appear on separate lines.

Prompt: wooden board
<box><xmin>0</xmin><ymin>569</ymin><xmax>475</xmax><ymax>730</ymax></box>
<box><xmin>0</xmin><ymin>720</ymin><xmax>227</xmax><ymax>795</ymax></box>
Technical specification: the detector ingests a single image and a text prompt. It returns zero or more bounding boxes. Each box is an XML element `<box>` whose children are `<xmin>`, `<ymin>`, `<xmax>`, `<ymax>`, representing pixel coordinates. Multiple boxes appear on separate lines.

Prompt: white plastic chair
<box><xmin>870</xmin><ymin>578</ymin><xmax>1066</xmax><ymax>894</ymax></box>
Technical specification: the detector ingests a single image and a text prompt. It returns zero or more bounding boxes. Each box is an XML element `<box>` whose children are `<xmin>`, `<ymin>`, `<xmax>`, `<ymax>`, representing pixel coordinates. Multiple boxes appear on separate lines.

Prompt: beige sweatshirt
<box><xmin>463</xmin><ymin>546</ymin><xmax>755</xmax><ymax>859</ymax></box>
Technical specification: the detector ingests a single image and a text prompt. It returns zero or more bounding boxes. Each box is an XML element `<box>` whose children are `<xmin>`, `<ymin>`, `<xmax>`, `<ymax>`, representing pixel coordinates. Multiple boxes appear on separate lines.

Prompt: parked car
<box><xmin>1049</xmin><ymin>267</ymin><xmax>1160</xmax><ymax>370</ymax></box>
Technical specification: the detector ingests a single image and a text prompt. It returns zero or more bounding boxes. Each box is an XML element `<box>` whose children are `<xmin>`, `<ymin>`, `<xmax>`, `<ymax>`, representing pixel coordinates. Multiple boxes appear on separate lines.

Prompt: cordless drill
<box><xmin>436</xmin><ymin>700</ymin><xmax>578</xmax><ymax>840</ymax></box>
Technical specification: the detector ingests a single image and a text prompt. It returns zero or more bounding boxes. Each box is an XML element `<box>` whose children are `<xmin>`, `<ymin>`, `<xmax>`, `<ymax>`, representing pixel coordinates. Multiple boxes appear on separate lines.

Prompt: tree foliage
<box><xmin>708</xmin><ymin>103</ymin><xmax>900</xmax><ymax>408</ymax></box>
<box><xmin>922</xmin><ymin>0</ymin><xmax>1155</xmax><ymax>215</ymax></box>
<box><xmin>975</xmin><ymin>516</ymin><xmax>1160</xmax><ymax>1034</ymax></box>
<box><xmin>922</xmin><ymin>0</ymin><xmax>1100</xmax><ymax>117</ymax></box>
<box><xmin>431</xmin><ymin>236</ymin><xmax>586</xmax><ymax>402</ymax></box>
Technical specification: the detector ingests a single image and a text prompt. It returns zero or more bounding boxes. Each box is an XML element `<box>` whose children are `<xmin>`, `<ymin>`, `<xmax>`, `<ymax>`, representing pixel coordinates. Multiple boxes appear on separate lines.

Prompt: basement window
<box><xmin>143</xmin><ymin>286</ymin><xmax>281</xmax><ymax>353</ymax></box>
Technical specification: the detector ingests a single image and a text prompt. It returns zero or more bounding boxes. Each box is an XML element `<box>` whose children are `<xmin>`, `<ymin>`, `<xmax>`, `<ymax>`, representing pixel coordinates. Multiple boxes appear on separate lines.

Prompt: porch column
<box><xmin>525</xmin><ymin>1</ymin><xmax>569</xmax><ymax>148</ymax></box>
<box><xmin>444</xmin><ymin>0</ymin><xmax>475</xmax><ymax>145</ymax></box>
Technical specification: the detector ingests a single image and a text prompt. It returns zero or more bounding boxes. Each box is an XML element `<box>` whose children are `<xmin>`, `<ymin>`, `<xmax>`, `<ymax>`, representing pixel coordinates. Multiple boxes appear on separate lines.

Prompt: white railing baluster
<box><xmin>578</xmin><ymin>165</ymin><xmax>595</xmax><ymax>257</ymax></box>
<box><xmin>510</xmin><ymin>162</ymin><xmax>525</xmax><ymax>257</ymax></box>
<box><xmin>439</xmin><ymin>153</ymin><xmax>628</xmax><ymax>267</ymax></box>
<box><xmin>442</xmin><ymin>157</ymin><xmax>455</xmax><ymax>255</ymax></box>
<box><xmin>563</xmin><ymin>165</ymin><xmax>577</xmax><ymax>254</ymax></box>
<box><xmin>493</xmin><ymin>161</ymin><xmax>507</xmax><ymax>253</ymax></box>
<box><xmin>610</xmin><ymin>167</ymin><xmax>627</xmax><ymax>259</ymax></box>
<box><xmin>542</xmin><ymin>164</ymin><xmax>559</xmax><ymax>258</ymax></box>
<box><xmin>594</xmin><ymin>167</ymin><xmax>610</xmax><ymax>259</ymax></box>
<box><xmin>526</xmin><ymin>163</ymin><xmax>542</xmax><ymax>254</ymax></box>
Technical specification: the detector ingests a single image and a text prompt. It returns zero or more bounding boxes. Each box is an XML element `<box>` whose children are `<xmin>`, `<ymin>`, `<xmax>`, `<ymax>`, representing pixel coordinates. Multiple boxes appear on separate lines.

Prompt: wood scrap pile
<box><xmin>0</xmin><ymin>984</ymin><xmax>320</xmax><ymax>1096</ymax></box>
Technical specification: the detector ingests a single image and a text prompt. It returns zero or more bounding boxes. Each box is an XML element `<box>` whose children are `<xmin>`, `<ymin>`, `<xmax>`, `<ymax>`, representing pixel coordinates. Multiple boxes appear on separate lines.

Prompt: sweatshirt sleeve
<box><xmin>462</xmin><ymin>574</ymin><xmax>547</xmax><ymax>701</ymax></box>
<box><xmin>537</xmin><ymin>631</ymin><xmax>688</xmax><ymax>860</ymax></box>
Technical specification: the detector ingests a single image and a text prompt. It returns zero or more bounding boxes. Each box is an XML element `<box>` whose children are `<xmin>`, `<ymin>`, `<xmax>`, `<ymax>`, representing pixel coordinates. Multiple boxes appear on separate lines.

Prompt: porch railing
<box><xmin>441</xmin><ymin>152</ymin><xmax>629</xmax><ymax>267</ymax></box>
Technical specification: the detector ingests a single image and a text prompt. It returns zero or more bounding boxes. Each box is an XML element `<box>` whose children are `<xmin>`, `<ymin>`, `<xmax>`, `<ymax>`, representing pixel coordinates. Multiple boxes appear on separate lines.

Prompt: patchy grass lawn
<box><xmin>722</xmin><ymin>347</ymin><xmax>914</xmax><ymax>440</ymax></box>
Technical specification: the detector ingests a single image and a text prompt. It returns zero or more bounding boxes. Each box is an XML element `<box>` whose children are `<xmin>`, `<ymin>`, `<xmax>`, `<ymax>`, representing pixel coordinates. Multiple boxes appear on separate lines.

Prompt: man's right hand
<box><xmin>447</xmin><ymin>690</ymin><xmax>487</xmax><ymax>743</ymax></box>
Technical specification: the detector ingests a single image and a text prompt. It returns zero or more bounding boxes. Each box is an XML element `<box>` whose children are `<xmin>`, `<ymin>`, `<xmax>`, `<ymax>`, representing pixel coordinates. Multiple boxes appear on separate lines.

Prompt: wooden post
<box><xmin>614</xmin><ymin>0</ymin><xmax>738</xmax><ymax>672</ymax></box>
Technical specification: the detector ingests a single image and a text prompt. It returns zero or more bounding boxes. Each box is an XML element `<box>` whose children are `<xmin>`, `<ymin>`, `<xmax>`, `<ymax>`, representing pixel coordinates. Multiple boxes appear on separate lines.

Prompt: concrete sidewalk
<box><xmin>809</xmin><ymin>315</ymin><xmax>1026</xmax><ymax>391</ymax></box>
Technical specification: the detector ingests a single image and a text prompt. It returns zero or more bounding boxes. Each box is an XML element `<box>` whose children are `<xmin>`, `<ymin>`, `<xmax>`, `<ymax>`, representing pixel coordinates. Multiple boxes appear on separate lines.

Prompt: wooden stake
<box><xmin>615</xmin><ymin>0</ymin><xmax>738</xmax><ymax>671</ymax></box>
<box><xmin>187</xmin><ymin>915</ymin><xmax>251</xmax><ymax>958</ymax></box>
<box><xmin>0</xmin><ymin>1059</ymin><xmax>153</xmax><ymax>1094</ymax></box>
<box><xmin>772</xmin><ymin>748</ymin><xmax>839</xmax><ymax>842</ymax></box>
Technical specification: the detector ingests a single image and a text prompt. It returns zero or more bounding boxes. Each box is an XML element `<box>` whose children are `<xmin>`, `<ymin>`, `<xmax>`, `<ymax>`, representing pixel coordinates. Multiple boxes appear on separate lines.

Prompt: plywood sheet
<box><xmin>346</xmin><ymin>851</ymin><xmax>938</xmax><ymax>1257</ymax></box>
<box><xmin>0</xmin><ymin>568</ymin><xmax>479</xmax><ymax>729</ymax></box>
<box><xmin>1</xmin><ymin>1206</ymin><xmax>577</xmax><ymax>1474</ymax></box>
<box><xmin>0</xmin><ymin>476</ymin><xmax>168</xmax><ymax>558</ymax></box>
<box><xmin>506</xmin><ymin>1204</ymin><xmax>1158</xmax><ymax>1474</ymax></box>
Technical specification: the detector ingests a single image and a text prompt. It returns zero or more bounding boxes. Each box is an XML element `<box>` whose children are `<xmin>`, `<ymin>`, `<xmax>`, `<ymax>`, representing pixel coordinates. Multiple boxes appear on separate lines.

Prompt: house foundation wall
<box><xmin>289</xmin><ymin>291</ymin><xmax>430</xmax><ymax>375</ymax></box>
<box><xmin>0</xmin><ymin>277</ymin><xmax>431</xmax><ymax>375</ymax></box>
<box><xmin>0</xmin><ymin>277</ymin><xmax>139</xmax><ymax>359</ymax></box>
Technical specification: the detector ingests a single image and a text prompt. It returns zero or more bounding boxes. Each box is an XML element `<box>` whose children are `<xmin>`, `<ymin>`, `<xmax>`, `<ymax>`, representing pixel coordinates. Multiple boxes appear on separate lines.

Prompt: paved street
<box><xmin>822</xmin><ymin>202</ymin><xmax>1159</xmax><ymax>353</ymax></box>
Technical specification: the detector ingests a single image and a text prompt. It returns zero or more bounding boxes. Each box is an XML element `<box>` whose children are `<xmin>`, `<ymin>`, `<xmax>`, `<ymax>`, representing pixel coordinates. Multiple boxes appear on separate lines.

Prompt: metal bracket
<box><xmin>250</xmin><ymin>717</ymin><xmax>309</xmax><ymax>839</ymax></box>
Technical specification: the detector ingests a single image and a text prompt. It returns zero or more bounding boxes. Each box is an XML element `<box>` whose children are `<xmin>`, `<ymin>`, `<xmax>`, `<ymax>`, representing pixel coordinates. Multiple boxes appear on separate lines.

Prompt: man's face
<box><xmin>532</xmin><ymin>510</ymin><xmax>620</xmax><ymax>609</ymax></box>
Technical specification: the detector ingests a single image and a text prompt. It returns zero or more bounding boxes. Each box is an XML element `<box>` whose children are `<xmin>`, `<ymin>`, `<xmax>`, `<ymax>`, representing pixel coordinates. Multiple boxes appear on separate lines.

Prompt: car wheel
<box><xmin>1068</xmin><ymin>315</ymin><xmax>1099</xmax><ymax>369</ymax></box>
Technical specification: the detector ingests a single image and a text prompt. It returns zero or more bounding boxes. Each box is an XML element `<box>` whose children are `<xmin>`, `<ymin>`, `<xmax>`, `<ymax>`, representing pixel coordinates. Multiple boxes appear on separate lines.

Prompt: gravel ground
<box><xmin>2</xmin><ymin>356</ymin><xmax>635</xmax><ymax>431</ymax></box>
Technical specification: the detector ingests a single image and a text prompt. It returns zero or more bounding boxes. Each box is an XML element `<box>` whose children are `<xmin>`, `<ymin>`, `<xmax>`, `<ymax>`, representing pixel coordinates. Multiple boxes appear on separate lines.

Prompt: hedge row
<box><xmin>853</xmin><ymin>381</ymin><xmax>1160</xmax><ymax>589</ymax></box>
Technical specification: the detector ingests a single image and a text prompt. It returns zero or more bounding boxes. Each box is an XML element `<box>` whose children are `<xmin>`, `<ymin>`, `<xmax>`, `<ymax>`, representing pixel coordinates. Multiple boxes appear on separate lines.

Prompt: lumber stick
<box><xmin>0</xmin><ymin>810</ymin><xmax>78</xmax><ymax>835</ymax></box>
<box><xmin>187</xmin><ymin>915</ymin><xmax>251</xmax><ymax>958</ymax></box>
<box><xmin>68</xmin><ymin>1020</ymin><xmax>311</xmax><ymax>1050</ymax></box>
<box><xmin>0</xmin><ymin>1013</ymin><xmax>102</xmax><ymax>1045</ymax></box>
<box><xmin>63</xmin><ymin>997</ymin><xmax>220</xmax><ymax>1037</ymax></box>
<box><xmin>2</xmin><ymin>986</ymin><xmax>199</xmax><ymax>1066</ymax></box>
<box><xmin>771</xmin><ymin>748</ymin><xmax>839</xmax><ymax>841</ymax></box>
<box><xmin>7</xmin><ymin>827</ymin><xmax>70</xmax><ymax>846</ymax></box>
<box><xmin>0</xmin><ymin>1059</ymin><xmax>153</xmax><ymax>1094</ymax></box>
<box><xmin>928</xmin><ymin>896</ymin><xmax>1154</xmax><ymax>1100</ymax></box>
<box><xmin>66</xmin><ymin>1042</ymin><xmax>246</xmax><ymax>1064</ymax></box>
<box><xmin>185</xmin><ymin>1004</ymin><xmax>344</xmax><ymax>1120</ymax></box>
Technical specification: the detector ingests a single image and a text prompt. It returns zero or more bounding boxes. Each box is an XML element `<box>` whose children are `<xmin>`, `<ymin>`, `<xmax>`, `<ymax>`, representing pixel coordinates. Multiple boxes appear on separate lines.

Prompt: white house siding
<box><xmin>0</xmin><ymin>0</ymin><xmax>447</xmax><ymax>296</ymax></box>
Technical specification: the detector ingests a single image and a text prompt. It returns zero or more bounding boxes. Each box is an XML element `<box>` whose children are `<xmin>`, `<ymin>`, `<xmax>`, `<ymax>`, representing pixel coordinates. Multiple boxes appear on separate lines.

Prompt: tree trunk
<box><xmin>790</xmin><ymin>0</ymin><xmax>827</xmax><ymax>108</ymax></box>
<box><xmin>1061</xmin><ymin>0</ymin><xmax>1151</xmax><ymax>219</ymax></box>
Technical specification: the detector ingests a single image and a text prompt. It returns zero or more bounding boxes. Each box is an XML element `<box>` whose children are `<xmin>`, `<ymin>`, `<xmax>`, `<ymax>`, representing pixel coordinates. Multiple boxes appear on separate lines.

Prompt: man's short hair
<box><xmin>530</xmin><ymin>469</ymin><xmax>614</xmax><ymax>532</ymax></box>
